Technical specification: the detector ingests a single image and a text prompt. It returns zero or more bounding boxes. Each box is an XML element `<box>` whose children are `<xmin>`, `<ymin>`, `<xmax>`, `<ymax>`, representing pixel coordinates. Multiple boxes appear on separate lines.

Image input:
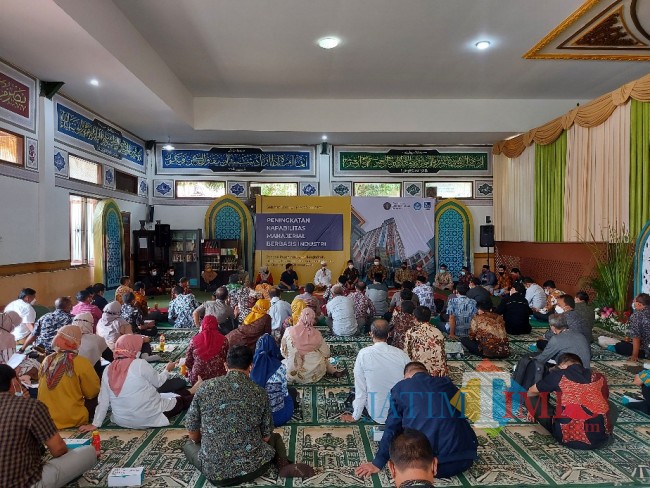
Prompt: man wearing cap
<box><xmin>313</xmin><ymin>261</ymin><xmax>332</xmax><ymax>292</ymax></box>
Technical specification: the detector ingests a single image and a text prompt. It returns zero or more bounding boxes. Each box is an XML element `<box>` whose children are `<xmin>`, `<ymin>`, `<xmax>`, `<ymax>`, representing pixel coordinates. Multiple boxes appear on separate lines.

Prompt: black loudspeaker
<box><xmin>155</xmin><ymin>224</ymin><xmax>171</xmax><ymax>247</ymax></box>
<box><xmin>146</xmin><ymin>205</ymin><xmax>154</xmax><ymax>223</ymax></box>
<box><xmin>40</xmin><ymin>81</ymin><xmax>65</xmax><ymax>99</ymax></box>
<box><xmin>480</xmin><ymin>225</ymin><xmax>495</xmax><ymax>247</ymax></box>
<box><xmin>145</xmin><ymin>140</ymin><xmax>156</xmax><ymax>151</ymax></box>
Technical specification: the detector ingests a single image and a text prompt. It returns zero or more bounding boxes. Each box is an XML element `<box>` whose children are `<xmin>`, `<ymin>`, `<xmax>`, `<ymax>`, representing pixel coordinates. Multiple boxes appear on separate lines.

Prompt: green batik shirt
<box><xmin>185</xmin><ymin>370</ymin><xmax>275</xmax><ymax>481</ymax></box>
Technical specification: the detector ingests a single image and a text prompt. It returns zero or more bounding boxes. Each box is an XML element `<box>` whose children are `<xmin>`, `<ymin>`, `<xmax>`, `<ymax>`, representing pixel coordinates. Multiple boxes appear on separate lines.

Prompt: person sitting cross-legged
<box><xmin>460</xmin><ymin>302</ymin><xmax>510</xmax><ymax>358</ymax></box>
<box><xmin>19</xmin><ymin>296</ymin><xmax>74</xmax><ymax>355</ymax></box>
<box><xmin>388</xmin><ymin>300</ymin><xmax>418</xmax><ymax>350</ymax></box>
<box><xmin>446</xmin><ymin>284</ymin><xmax>477</xmax><ymax>339</ymax></box>
<box><xmin>184</xmin><ymin>346</ymin><xmax>315</xmax><ymax>485</ymax></box>
<box><xmin>168</xmin><ymin>285</ymin><xmax>200</xmax><ymax>329</ymax></box>
<box><xmin>614</xmin><ymin>293</ymin><xmax>650</xmax><ymax>362</ymax></box>
<box><xmin>96</xmin><ymin>301</ymin><xmax>133</xmax><ymax>351</ymax></box>
<box><xmin>433</xmin><ymin>264</ymin><xmax>453</xmax><ymax>291</ymax></box>
<box><xmin>466</xmin><ymin>278</ymin><xmax>492</xmax><ymax>309</ymax></box>
<box><xmin>269</xmin><ymin>288</ymin><xmax>292</xmax><ymax>342</ymax></box>
<box><xmin>349</xmin><ymin>281</ymin><xmax>377</xmax><ymax>334</ymax></box>
<box><xmin>185</xmin><ymin>316</ymin><xmax>229</xmax><ymax>384</ymax></box>
<box><xmin>388</xmin><ymin>429</ymin><xmax>438</xmax><ymax>488</ymax></box>
<box><xmin>71</xmin><ymin>289</ymin><xmax>102</xmax><ymax>328</ymax></box>
<box><xmin>313</xmin><ymin>261</ymin><xmax>332</xmax><ymax>292</ymax></box>
<box><xmin>413</xmin><ymin>276</ymin><xmax>434</xmax><ymax>310</ymax></box>
<box><xmin>494</xmin><ymin>283</ymin><xmax>531</xmax><ymax>335</ymax></box>
<box><xmin>121</xmin><ymin>292</ymin><xmax>158</xmax><ymax>337</ymax></box>
<box><xmin>528</xmin><ymin>353</ymin><xmax>615</xmax><ymax>449</ymax></box>
<box><xmin>0</xmin><ymin>364</ymin><xmax>97</xmax><ymax>488</ymax></box>
<box><xmin>227</xmin><ymin>298</ymin><xmax>272</xmax><ymax>351</ymax></box>
<box><xmin>356</xmin><ymin>361</ymin><xmax>477</xmax><ymax>480</ymax></box>
<box><xmin>623</xmin><ymin>370</ymin><xmax>650</xmax><ymax>414</ymax></box>
<box><xmin>341</xmin><ymin>319</ymin><xmax>410</xmax><ymax>424</ymax></box>
<box><xmin>193</xmin><ymin>286</ymin><xmax>235</xmax><ymax>334</ymax></box>
<box><xmin>73</xmin><ymin>312</ymin><xmax>113</xmax><ymax>378</ymax></box>
<box><xmin>326</xmin><ymin>284</ymin><xmax>358</xmax><ymax>336</ymax></box>
<box><xmin>403</xmin><ymin>307</ymin><xmax>448</xmax><ymax>377</ymax></box>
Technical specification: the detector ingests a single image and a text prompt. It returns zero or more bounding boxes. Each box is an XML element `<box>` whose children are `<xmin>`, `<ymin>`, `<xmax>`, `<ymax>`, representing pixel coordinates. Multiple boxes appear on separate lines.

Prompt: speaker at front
<box><xmin>155</xmin><ymin>224</ymin><xmax>171</xmax><ymax>247</ymax></box>
<box><xmin>479</xmin><ymin>225</ymin><xmax>495</xmax><ymax>247</ymax></box>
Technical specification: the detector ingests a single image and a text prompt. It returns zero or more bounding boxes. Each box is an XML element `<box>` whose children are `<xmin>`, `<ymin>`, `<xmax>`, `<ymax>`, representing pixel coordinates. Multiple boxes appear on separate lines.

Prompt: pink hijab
<box><xmin>0</xmin><ymin>311</ymin><xmax>21</xmax><ymax>352</ymax></box>
<box><xmin>288</xmin><ymin>308</ymin><xmax>323</xmax><ymax>355</ymax></box>
<box><xmin>107</xmin><ymin>334</ymin><xmax>144</xmax><ymax>397</ymax></box>
<box><xmin>192</xmin><ymin>315</ymin><xmax>226</xmax><ymax>361</ymax></box>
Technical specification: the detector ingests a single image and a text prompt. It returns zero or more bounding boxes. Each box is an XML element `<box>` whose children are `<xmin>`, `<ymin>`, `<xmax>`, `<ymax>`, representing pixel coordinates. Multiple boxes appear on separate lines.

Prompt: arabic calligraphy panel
<box><xmin>0</xmin><ymin>61</ymin><xmax>36</xmax><ymax>132</ymax></box>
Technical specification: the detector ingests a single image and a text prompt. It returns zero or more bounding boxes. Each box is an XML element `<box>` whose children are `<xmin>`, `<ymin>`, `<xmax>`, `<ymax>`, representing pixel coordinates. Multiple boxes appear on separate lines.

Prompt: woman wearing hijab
<box><xmin>96</xmin><ymin>301</ymin><xmax>132</xmax><ymax>350</ymax></box>
<box><xmin>73</xmin><ymin>312</ymin><xmax>113</xmax><ymax>378</ymax></box>
<box><xmin>255</xmin><ymin>266</ymin><xmax>274</xmax><ymax>286</ymax></box>
<box><xmin>281</xmin><ymin>308</ymin><xmax>342</xmax><ymax>384</ymax></box>
<box><xmin>185</xmin><ymin>315</ymin><xmax>229</xmax><ymax>384</ymax></box>
<box><xmin>0</xmin><ymin>310</ymin><xmax>21</xmax><ymax>364</ymax></box>
<box><xmin>281</xmin><ymin>298</ymin><xmax>307</xmax><ymax>331</ymax></box>
<box><xmin>80</xmin><ymin>334</ymin><xmax>198</xmax><ymax>431</ymax></box>
<box><xmin>38</xmin><ymin>325</ymin><xmax>100</xmax><ymax>429</ymax></box>
<box><xmin>251</xmin><ymin>334</ymin><xmax>296</xmax><ymax>426</ymax></box>
<box><xmin>226</xmin><ymin>298</ymin><xmax>272</xmax><ymax>350</ymax></box>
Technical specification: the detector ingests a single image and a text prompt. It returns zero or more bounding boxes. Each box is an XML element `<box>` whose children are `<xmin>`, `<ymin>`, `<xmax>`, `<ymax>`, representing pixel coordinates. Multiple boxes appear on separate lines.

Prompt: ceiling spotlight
<box><xmin>475</xmin><ymin>41</ymin><xmax>491</xmax><ymax>50</ymax></box>
<box><xmin>317</xmin><ymin>36</ymin><xmax>341</xmax><ymax>49</ymax></box>
<box><xmin>162</xmin><ymin>138</ymin><xmax>175</xmax><ymax>151</ymax></box>
<box><xmin>89</xmin><ymin>79</ymin><xmax>99</xmax><ymax>86</ymax></box>
<box><xmin>321</xmin><ymin>135</ymin><xmax>328</xmax><ymax>141</ymax></box>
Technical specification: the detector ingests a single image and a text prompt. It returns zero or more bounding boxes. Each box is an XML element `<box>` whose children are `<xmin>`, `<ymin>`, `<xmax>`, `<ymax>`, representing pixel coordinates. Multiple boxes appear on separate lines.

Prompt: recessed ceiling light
<box><xmin>317</xmin><ymin>37</ymin><xmax>341</xmax><ymax>49</ymax></box>
<box><xmin>321</xmin><ymin>135</ymin><xmax>328</xmax><ymax>141</ymax></box>
<box><xmin>89</xmin><ymin>79</ymin><xmax>99</xmax><ymax>86</ymax></box>
<box><xmin>475</xmin><ymin>41</ymin><xmax>491</xmax><ymax>50</ymax></box>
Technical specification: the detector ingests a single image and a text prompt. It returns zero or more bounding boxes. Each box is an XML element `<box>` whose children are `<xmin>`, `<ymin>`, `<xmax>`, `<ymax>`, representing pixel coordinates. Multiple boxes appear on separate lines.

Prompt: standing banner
<box><xmin>255</xmin><ymin>196</ymin><xmax>351</xmax><ymax>287</ymax></box>
<box><xmin>351</xmin><ymin>198</ymin><xmax>436</xmax><ymax>281</ymax></box>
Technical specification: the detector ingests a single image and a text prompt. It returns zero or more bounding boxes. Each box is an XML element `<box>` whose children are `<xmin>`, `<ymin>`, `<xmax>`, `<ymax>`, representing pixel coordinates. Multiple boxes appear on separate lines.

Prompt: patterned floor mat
<box><xmin>62</xmin><ymin>322</ymin><xmax>649</xmax><ymax>487</ymax></box>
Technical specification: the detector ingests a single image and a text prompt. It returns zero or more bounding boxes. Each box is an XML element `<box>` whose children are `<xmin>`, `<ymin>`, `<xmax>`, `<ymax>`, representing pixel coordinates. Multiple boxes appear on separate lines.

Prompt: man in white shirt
<box><xmin>523</xmin><ymin>278</ymin><xmax>546</xmax><ymax>311</ymax></box>
<box><xmin>341</xmin><ymin>319</ymin><xmax>410</xmax><ymax>424</ymax></box>
<box><xmin>268</xmin><ymin>288</ymin><xmax>291</xmax><ymax>341</ymax></box>
<box><xmin>326</xmin><ymin>285</ymin><xmax>358</xmax><ymax>336</ymax></box>
<box><xmin>5</xmin><ymin>288</ymin><xmax>37</xmax><ymax>341</ymax></box>
<box><xmin>313</xmin><ymin>261</ymin><xmax>332</xmax><ymax>291</ymax></box>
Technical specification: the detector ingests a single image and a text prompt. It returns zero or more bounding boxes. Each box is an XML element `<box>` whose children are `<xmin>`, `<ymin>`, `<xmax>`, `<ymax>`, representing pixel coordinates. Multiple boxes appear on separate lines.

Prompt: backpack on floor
<box><xmin>512</xmin><ymin>355</ymin><xmax>544</xmax><ymax>390</ymax></box>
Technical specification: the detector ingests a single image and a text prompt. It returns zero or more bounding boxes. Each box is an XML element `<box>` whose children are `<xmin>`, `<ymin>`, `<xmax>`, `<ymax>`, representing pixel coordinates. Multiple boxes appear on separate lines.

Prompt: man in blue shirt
<box><xmin>447</xmin><ymin>284</ymin><xmax>478</xmax><ymax>339</ymax></box>
<box><xmin>356</xmin><ymin>362</ymin><xmax>477</xmax><ymax>480</ymax></box>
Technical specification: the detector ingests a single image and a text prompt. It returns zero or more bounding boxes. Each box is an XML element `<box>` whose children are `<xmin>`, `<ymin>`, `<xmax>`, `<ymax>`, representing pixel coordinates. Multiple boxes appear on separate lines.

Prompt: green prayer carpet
<box><xmin>59</xmin><ymin>301</ymin><xmax>650</xmax><ymax>487</ymax></box>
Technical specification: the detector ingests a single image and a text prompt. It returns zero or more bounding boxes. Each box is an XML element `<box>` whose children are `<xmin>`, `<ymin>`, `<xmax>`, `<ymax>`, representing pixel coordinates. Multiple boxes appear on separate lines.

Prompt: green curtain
<box><xmin>534</xmin><ymin>131</ymin><xmax>567</xmax><ymax>242</ymax></box>
<box><xmin>630</xmin><ymin>99</ymin><xmax>650</xmax><ymax>239</ymax></box>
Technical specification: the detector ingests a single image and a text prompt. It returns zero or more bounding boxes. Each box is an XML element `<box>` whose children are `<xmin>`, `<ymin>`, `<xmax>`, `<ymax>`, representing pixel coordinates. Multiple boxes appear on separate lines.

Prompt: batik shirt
<box><xmin>32</xmin><ymin>309</ymin><xmax>73</xmax><ymax>352</ymax></box>
<box><xmin>468</xmin><ymin>312</ymin><xmax>509</xmax><ymax>358</ymax></box>
<box><xmin>403</xmin><ymin>322</ymin><xmax>448</xmax><ymax>377</ymax></box>
<box><xmin>349</xmin><ymin>291</ymin><xmax>376</xmax><ymax>322</ymax></box>
<box><xmin>628</xmin><ymin>307</ymin><xmax>650</xmax><ymax>356</ymax></box>
<box><xmin>495</xmin><ymin>273</ymin><xmax>512</xmax><ymax>291</ymax></box>
<box><xmin>121</xmin><ymin>303</ymin><xmax>144</xmax><ymax>330</ymax></box>
<box><xmin>413</xmin><ymin>283</ymin><xmax>435</xmax><ymax>309</ymax></box>
<box><xmin>185</xmin><ymin>371</ymin><xmax>274</xmax><ymax>482</ymax></box>
<box><xmin>232</xmin><ymin>287</ymin><xmax>256</xmax><ymax>325</ymax></box>
<box><xmin>388</xmin><ymin>311</ymin><xmax>418</xmax><ymax>350</ymax></box>
<box><xmin>168</xmin><ymin>293</ymin><xmax>199</xmax><ymax>328</ymax></box>
<box><xmin>446</xmin><ymin>295</ymin><xmax>477</xmax><ymax>337</ymax></box>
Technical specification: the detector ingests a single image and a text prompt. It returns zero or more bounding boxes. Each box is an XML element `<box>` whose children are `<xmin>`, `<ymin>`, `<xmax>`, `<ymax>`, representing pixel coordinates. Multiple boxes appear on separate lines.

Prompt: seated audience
<box><xmin>91</xmin><ymin>283</ymin><xmax>108</xmax><ymax>312</ymax></box>
<box><xmin>531</xmin><ymin>280</ymin><xmax>565</xmax><ymax>322</ymax></box>
<box><xmin>281</xmin><ymin>308</ymin><xmax>343</xmax><ymax>384</ymax></box>
<box><xmin>394</xmin><ymin>261</ymin><xmax>413</xmax><ymax>289</ymax></box>
<box><xmin>0</xmin><ymin>364</ymin><xmax>97</xmax><ymax>488</ymax></box>
<box><xmin>5</xmin><ymin>287</ymin><xmax>37</xmax><ymax>342</ymax></box>
<box><xmin>269</xmin><ymin>288</ymin><xmax>292</xmax><ymax>341</ymax></box>
<box><xmin>528</xmin><ymin>353</ymin><xmax>613</xmax><ymax>449</ymax></box>
<box><xmin>73</xmin><ymin>312</ymin><xmax>113</xmax><ymax>377</ymax></box>
<box><xmin>193</xmin><ymin>286</ymin><xmax>235</xmax><ymax>334</ymax></box>
<box><xmin>161</xmin><ymin>266</ymin><xmax>176</xmax><ymax>292</ymax></box>
<box><xmin>447</xmin><ymin>284</ymin><xmax>477</xmax><ymax>339</ymax></box>
<box><xmin>495</xmin><ymin>284</ymin><xmax>532</xmax><ymax>335</ymax></box>
<box><xmin>255</xmin><ymin>266</ymin><xmax>274</xmax><ymax>286</ymax></box>
<box><xmin>71</xmin><ymin>289</ymin><xmax>103</xmax><ymax>327</ymax></box>
<box><xmin>322</xmin><ymin>275</ymin><xmax>350</xmax><ymax>304</ymax></box>
<box><xmin>167</xmin><ymin>285</ymin><xmax>200</xmax><ymax>329</ymax></box>
<box><xmin>479</xmin><ymin>265</ymin><xmax>497</xmax><ymax>292</ymax></box>
<box><xmin>313</xmin><ymin>260</ymin><xmax>332</xmax><ymax>291</ymax></box>
<box><xmin>387</xmin><ymin>429</ymin><xmax>438</xmax><ymax>488</ymax></box>
<box><xmin>538</xmin><ymin>294</ymin><xmax>591</xmax><ymax>351</ymax></box>
<box><xmin>574</xmin><ymin>290</ymin><xmax>595</xmax><ymax>332</ymax></box>
<box><xmin>535</xmin><ymin>314</ymin><xmax>591</xmax><ymax>370</ymax></box>
<box><xmin>229</xmin><ymin>277</ymin><xmax>257</xmax><ymax>326</ymax></box>
<box><xmin>0</xmin><ymin>311</ymin><xmax>21</xmax><ymax>364</ymax></box>
<box><xmin>493</xmin><ymin>264</ymin><xmax>512</xmax><ymax>296</ymax></box>
<box><xmin>433</xmin><ymin>264</ymin><xmax>453</xmax><ymax>291</ymax></box>
<box><xmin>184</xmin><ymin>346</ymin><xmax>314</xmax><ymax>485</ymax></box>
<box><xmin>185</xmin><ymin>316</ymin><xmax>229</xmax><ymax>384</ymax></box>
<box><xmin>523</xmin><ymin>277</ymin><xmax>546</xmax><ymax>311</ymax></box>
<box><xmin>367</xmin><ymin>256</ymin><xmax>388</xmax><ymax>283</ymax></box>
<box><xmin>367</xmin><ymin>273</ymin><xmax>389</xmax><ymax>317</ymax></box>
<box><xmin>614</xmin><ymin>293</ymin><xmax>650</xmax><ymax>362</ymax></box>
<box><xmin>341</xmin><ymin>319</ymin><xmax>410</xmax><ymax>424</ymax></box>
<box><xmin>293</xmin><ymin>283</ymin><xmax>321</xmax><ymax>317</ymax></box>
<box><xmin>466</xmin><ymin>277</ymin><xmax>492</xmax><ymax>308</ymax></box>
<box><xmin>510</xmin><ymin>268</ymin><xmax>523</xmax><ymax>287</ymax></box>
<box><xmin>81</xmin><ymin>335</ymin><xmax>196</xmax><ymax>431</ymax></box>
<box><xmin>96</xmin><ymin>301</ymin><xmax>132</xmax><ymax>350</ymax></box>
<box><xmin>227</xmin><ymin>298</ymin><xmax>272</xmax><ymax>350</ymax></box>
<box><xmin>349</xmin><ymin>282</ymin><xmax>377</xmax><ymax>333</ymax></box>
<box><xmin>38</xmin><ymin>325</ymin><xmax>100</xmax><ymax>429</ymax></box>
<box><xmin>289</xmin><ymin>298</ymin><xmax>308</xmax><ymax>329</ymax></box>
<box><xmin>255</xmin><ymin>279</ymin><xmax>273</xmax><ymax>301</ymax></box>
<box><xmin>114</xmin><ymin>276</ymin><xmax>133</xmax><ymax>305</ymax></box>
<box><xmin>201</xmin><ymin>264</ymin><xmax>219</xmax><ymax>292</ymax></box>
<box><xmin>144</xmin><ymin>266</ymin><xmax>165</xmax><ymax>296</ymax></box>
<box><xmin>388</xmin><ymin>300</ymin><xmax>418</xmax><ymax>349</ymax></box>
<box><xmin>458</xmin><ymin>266</ymin><xmax>473</xmax><ymax>287</ymax></box>
<box><xmin>235</xmin><ymin>265</ymin><xmax>251</xmax><ymax>288</ymax></box>
<box><xmin>326</xmin><ymin>284</ymin><xmax>358</xmax><ymax>336</ymax></box>
<box><xmin>342</xmin><ymin>259</ymin><xmax>360</xmax><ymax>290</ymax></box>
<box><xmin>356</xmin><ymin>361</ymin><xmax>477</xmax><ymax>480</ymax></box>
<box><xmin>251</xmin><ymin>334</ymin><xmax>297</xmax><ymax>427</ymax></box>
<box><xmin>404</xmin><ymin>307</ymin><xmax>448</xmax><ymax>377</ymax></box>
<box><xmin>460</xmin><ymin>302</ymin><xmax>510</xmax><ymax>358</ymax></box>
<box><xmin>389</xmin><ymin>285</ymin><xmax>420</xmax><ymax>314</ymax></box>
<box><xmin>623</xmin><ymin>370</ymin><xmax>650</xmax><ymax>414</ymax></box>
<box><xmin>413</xmin><ymin>276</ymin><xmax>434</xmax><ymax>310</ymax></box>
<box><xmin>19</xmin><ymin>296</ymin><xmax>73</xmax><ymax>354</ymax></box>
<box><xmin>179</xmin><ymin>276</ymin><xmax>192</xmax><ymax>295</ymax></box>
<box><xmin>121</xmin><ymin>292</ymin><xmax>158</xmax><ymax>337</ymax></box>
<box><xmin>278</xmin><ymin>263</ymin><xmax>299</xmax><ymax>291</ymax></box>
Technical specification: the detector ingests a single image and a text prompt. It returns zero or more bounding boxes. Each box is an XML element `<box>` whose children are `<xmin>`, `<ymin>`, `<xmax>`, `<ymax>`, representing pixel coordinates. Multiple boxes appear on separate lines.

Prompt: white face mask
<box><xmin>151</xmin><ymin>271</ymin><xmax>158</xmax><ymax>276</ymax></box>
<box><xmin>374</xmin><ymin>261</ymin><xmax>379</xmax><ymax>266</ymax></box>
<box><xmin>632</xmin><ymin>301</ymin><xmax>636</xmax><ymax>311</ymax></box>
<box><xmin>555</xmin><ymin>305</ymin><xmax>564</xmax><ymax>314</ymax></box>
<box><xmin>440</xmin><ymin>269</ymin><xmax>445</xmax><ymax>273</ymax></box>
<box><xmin>545</xmin><ymin>290</ymin><xmax>550</xmax><ymax>296</ymax></box>
<box><xmin>169</xmin><ymin>271</ymin><xmax>175</xmax><ymax>276</ymax></box>
<box><xmin>461</xmin><ymin>271</ymin><xmax>466</xmax><ymax>275</ymax></box>
<box><xmin>348</xmin><ymin>264</ymin><xmax>354</xmax><ymax>269</ymax></box>
<box><xmin>13</xmin><ymin>381</ymin><xmax>23</xmax><ymax>397</ymax></box>
<box><xmin>30</xmin><ymin>299</ymin><xmax>36</xmax><ymax>306</ymax></box>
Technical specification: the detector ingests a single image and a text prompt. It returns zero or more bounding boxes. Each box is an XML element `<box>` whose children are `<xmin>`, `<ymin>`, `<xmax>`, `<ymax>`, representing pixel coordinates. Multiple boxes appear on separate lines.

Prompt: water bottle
<box><xmin>159</xmin><ymin>333</ymin><xmax>166</xmax><ymax>352</ymax></box>
<box><xmin>91</xmin><ymin>430</ymin><xmax>101</xmax><ymax>458</ymax></box>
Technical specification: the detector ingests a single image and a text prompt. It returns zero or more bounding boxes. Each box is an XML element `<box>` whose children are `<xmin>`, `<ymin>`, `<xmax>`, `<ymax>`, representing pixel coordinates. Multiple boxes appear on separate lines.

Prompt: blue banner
<box><xmin>162</xmin><ymin>148</ymin><xmax>311</xmax><ymax>171</ymax></box>
<box><xmin>256</xmin><ymin>214</ymin><xmax>343</xmax><ymax>251</ymax></box>
<box><xmin>56</xmin><ymin>104</ymin><xmax>144</xmax><ymax>165</ymax></box>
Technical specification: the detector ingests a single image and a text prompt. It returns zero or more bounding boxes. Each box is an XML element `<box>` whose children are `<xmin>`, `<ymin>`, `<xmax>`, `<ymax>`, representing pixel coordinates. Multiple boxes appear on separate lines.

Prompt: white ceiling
<box><xmin>0</xmin><ymin>0</ymin><xmax>648</xmax><ymax>145</ymax></box>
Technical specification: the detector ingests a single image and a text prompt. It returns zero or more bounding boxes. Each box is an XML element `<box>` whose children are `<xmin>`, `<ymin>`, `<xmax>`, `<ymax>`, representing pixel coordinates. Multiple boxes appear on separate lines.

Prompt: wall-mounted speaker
<box><xmin>480</xmin><ymin>225</ymin><xmax>495</xmax><ymax>248</ymax></box>
<box><xmin>146</xmin><ymin>205</ymin><xmax>154</xmax><ymax>223</ymax></box>
<box><xmin>40</xmin><ymin>81</ymin><xmax>65</xmax><ymax>99</ymax></box>
<box><xmin>155</xmin><ymin>223</ymin><xmax>171</xmax><ymax>247</ymax></box>
<box><xmin>145</xmin><ymin>140</ymin><xmax>156</xmax><ymax>151</ymax></box>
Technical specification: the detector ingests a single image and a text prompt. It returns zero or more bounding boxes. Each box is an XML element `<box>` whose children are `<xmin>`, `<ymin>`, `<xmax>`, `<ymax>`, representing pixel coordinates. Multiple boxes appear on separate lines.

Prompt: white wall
<box><xmin>153</xmin><ymin>204</ymin><xmax>208</xmax><ymax>232</ymax></box>
<box><xmin>0</xmin><ymin>176</ymin><xmax>40</xmax><ymax>264</ymax></box>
